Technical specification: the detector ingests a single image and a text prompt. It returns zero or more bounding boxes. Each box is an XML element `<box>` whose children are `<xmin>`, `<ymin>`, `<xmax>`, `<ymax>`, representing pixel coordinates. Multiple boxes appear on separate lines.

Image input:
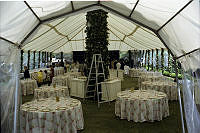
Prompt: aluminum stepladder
<box><xmin>85</xmin><ymin>54</ymin><xmax>110</xmax><ymax>108</ymax></box>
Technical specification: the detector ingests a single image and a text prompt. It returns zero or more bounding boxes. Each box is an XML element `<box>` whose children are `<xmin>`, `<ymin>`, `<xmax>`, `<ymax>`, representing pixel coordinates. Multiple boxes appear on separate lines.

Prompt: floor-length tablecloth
<box><xmin>20</xmin><ymin>97</ymin><xmax>84</xmax><ymax>133</ymax></box>
<box><xmin>101</xmin><ymin>79</ymin><xmax>121</xmax><ymax>101</ymax></box>
<box><xmin>115</xmin><ymin>90</ymin><xmax>169</xmax><ymax>122</ymax></box>
<box><xmin>141</xmin><ymin>81</ymin><xmax>178</xmax><ymax>100</ymax></box>
<box><xmin>20</xmin><ymin>79</ymin><xmax>38</xmax><ymax>95</ymax></box>
<box><xmin>34</xmin><ymin>85</ymin><xmax>69</xmax><ymax>99</ymax></box>
<box><xmin>52</xmin><ymin>75</ymin><xmax>68</xmax><ymax>86</ymax></box>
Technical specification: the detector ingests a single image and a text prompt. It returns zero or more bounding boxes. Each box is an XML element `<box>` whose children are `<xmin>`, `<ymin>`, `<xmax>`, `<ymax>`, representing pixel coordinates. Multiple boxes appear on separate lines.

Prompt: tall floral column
<box><xmin>85</xmin><ymin>9</ymin><xmax>109</xmax><ymax>78</ymax></box>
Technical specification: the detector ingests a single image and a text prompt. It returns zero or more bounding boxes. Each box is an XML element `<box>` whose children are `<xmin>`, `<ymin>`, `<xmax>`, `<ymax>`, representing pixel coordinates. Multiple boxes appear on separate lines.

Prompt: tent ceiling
<box><xmin>0</xmin><ymin>1</ymin><xmax>199</xmax><ymax>58</ymax></box>
<box><xmin>22</xmin><ymin>12</ymin><xmax>164</xmax><ymax>53</ymax></box>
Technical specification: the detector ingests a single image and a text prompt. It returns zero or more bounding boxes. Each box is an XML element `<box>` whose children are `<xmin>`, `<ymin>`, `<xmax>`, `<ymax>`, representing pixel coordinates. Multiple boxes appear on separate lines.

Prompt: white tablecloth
<box><xmin>34</xmin><ymin>85</ymin><xmax>69</xmax><ymax>99</ymax></box>
<box><xmin>141</xmin><ymin>81</ymin><xmax>178</xmax><ymax>100</ymax></box>
<box><xmin>101</xmin><ymin>79</ymin><xmax>121</xmax><ymax>101</ymax></box>
<box><xmin>20</xmin><ymin>98</ymin><xmax>84</xmax><ymax>133</ymax></box>
<box><xmin>20</xmin><ymin>79</ymin><xmax>38</xmax><ymax>96</ymax></box>
<box><xmin>64</xmin><ymin>72</ymin><xmax>82</xmax><ymax>88</ymax></box>
<box><xmin>52</xmin><ymin>75</ymin><xmax>68</xmax><ymax>86</ymax></box>
<box><xmin>115</xmin><ymin>90</ymin><xmax>169</xmax><ymax>122</ymax></box>
<box><xmin>71</xmin><ymin>78</ymin><xmax>87</xmax><ymax>98</ymax></box>
<box><xmin>54</xmin><ymin>67</ymin><xmax>64</xmax><ymax>76</ymax></box>
<box><xmin>109</xmin><ymin>69</ymin><xmax>124</xmax><ymax>80</ymax></box>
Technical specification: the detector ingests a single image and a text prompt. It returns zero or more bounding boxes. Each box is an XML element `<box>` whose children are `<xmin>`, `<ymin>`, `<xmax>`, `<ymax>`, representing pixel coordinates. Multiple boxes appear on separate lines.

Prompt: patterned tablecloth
<box><xmin>129</xmin><ymin>68</ymin><xmax>146</xmax><ymax>77</ymax></box>
<box><xmin>115</xmin><ymin>90</ymin><xmax>169</xmax><ymax>122</ymax></box>
<box><xmin>141</xmin><ymin>81</ymin><xmax>177</xmax><ymax>100</ymax></box>
<box><xmin>20</xmin><ymin>98</ymin><xmax>84</xmax><ymax>133</ymax></box>
<box><xmin>34</xmin><ymin>85</ymin><xmax>69</xmax><ymax>99</ymax></box>
<box><xmin>20</xmin><ymin>79</ymin><xmax>38</xmax><ymax>96</ymax></box>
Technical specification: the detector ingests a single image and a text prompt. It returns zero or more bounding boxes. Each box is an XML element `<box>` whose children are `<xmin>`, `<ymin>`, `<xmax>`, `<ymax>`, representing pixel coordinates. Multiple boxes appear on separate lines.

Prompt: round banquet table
<box><xmin>20</xmin><ymin>98</ymin><xmax>84</xmax><ymax>133</ymax></box>
<box><xmin>20</xmin><ymin>79</ymin><xmax>38</xmax><ymax>96</ymax></box>
<box><xmin>34</xmin><ymin>85</ymin><xmax>69</xmax><ymax>99</ymax></box>
<box><xmin>52</xmin><ymin>75</ymin><xmax>68</xmax><ymax>86</ymax></box>
<box><xmin>141</xmin><ymin>81</ymin><xmax>177</xmax><ymax>100</ymax></box>
<box><xmin>54</xmin><ymin>67</ymin><xmax>65</xmax><ymax>76</ymax></box>
<box><xmin>115</xmin><ymin>90</ymin><xmax>169</xmax><ymax>122</ymax></box>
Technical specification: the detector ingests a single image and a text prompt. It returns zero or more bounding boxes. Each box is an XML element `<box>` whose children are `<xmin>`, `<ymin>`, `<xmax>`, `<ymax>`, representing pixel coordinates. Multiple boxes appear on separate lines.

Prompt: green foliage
<box><xmin>163</xmin><ymin>71</ymin><xmax>170</xmax><ymax>76</ymax></box>
<box><xmin>85</xmin><ymin>9</ymin><xmax>109</xmax><ymax>78</ymax></box>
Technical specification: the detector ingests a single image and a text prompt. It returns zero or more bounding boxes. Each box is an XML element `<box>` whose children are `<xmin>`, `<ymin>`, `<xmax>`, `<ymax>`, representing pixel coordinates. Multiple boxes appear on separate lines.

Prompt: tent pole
<box><xmin>156</xmin><ymin>49</ymin><xmax>159</xmax><ymax>71</ymax></box>
<box><xmin>176</xmin><ymin>48</ymin><xmax>200</xmax><ymax>59</ymax></box>
<box><xmin>50</xmin><ymin>52</ymin><xmax>52</xmax><ymax>63</ymax></box>
<box><xmin>24</xmin><ymin>1</ymin><xmax>41</xmax><ymax>22</ymax></box>
<box><xmin>152</xmin><ymin>49</ymin><xmax>154</xmax><ymax>71</ymax></box>
<box><xmin>128</xmin><ymin>50</ymin><xmax>132</xmax><ymax>67</ymax></box>
<box><xmin>33</xmin><ymin>51</ymin><xmax>35</xmax><ymax>69</ymax></box>
<box><xmin>157</xmin><ymin>0</ymin><xmax>193</xmax><ymax>32</ymax></box>
<box><xmin>20</xmin><ymin>50</ymin><xmax>24</xmax><ymax>72</ymax></box>
<box><xmin>129</xmin><ymin>0</ymin><xmax>140</xmax><ymax>17</ymax></box>
<box><xmin>27</xmin><ymin>50</ymin><xmax>30</xmax><ymax>70</ymax></box>
<box><xmin>38</xmin><ymin>51</ymin><xmax>40</xmax><ymax>68</ymax></box>
<box><xmin>161</xmin><ymin>48</ymin><xmax>164</xmax><ymax>73</ymax></box>
<box><xmin>71</xmin><ymin>1</ymin><xmax>75</xmax><ymax>11</ymax></box>
<box><xmin>147</xmin><ymin>50</ymin><xmax>150</xmax><ymax>71</ymax></box>
<box><xmin>174</xmin><ymin>58</ymin><xmax>185</xmax><ymax>133</ymax></box>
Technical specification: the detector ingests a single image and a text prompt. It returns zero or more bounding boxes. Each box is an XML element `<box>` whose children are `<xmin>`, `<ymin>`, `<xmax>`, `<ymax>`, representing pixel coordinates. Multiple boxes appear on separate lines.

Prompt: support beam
<box><xmin>156</xmin><ymin>49</ymin><xmax>159</xmax><ymax>70</ymax></box>
<box><xmin>176</xmin><ymin>48</ymin><xmax>200</xmax><ymax>59</ymax></box>
<box><xmin>147</xmin><ymin>50</ymin><xmax>150</xmax><ymax>71</ymax></box>
<box><xmin>47</xmin><ymin>52</ymin><xmax>49</xmax><ymax>63</ymax></box>
<box><xmin>129</xmin><ymin>0</ymin><xmax>139</xmax><ymax>17</ymax></box>
<box><xmin>38</xmin><ymin>51</ymin><xmax>40</xmax><ymax>68</ymax></box>
<box><xmin>71</xmin><ymin>1</ymin><xmax>75</xmax><ymax>11</ymax></box>
<box><xmin>161</xmin><ymin>48</ymin><xmax>164</xmax><ymax>73</ymax></box>
<box><xmin>152</xmin><ymin>49</ymin><xmax>154</xmax><ymax>71</ymax></box>
<box><xmin>145</xmin><ymin>50</ymin><xmax>147</xmax><ymax>67</ymax></box>
<box><xmin>24</xmin><ymin>1</ymin><xmax>41</xmax><ymax>22</ymax></box>
<box><xmin>128</xmin><ymin>50</ymin><xmax>132</xmax><ymax>67</ymax></box>
<box><xmin>154</xmin><ymin>31</ymin><xmax>175</xmax><ymax>57</ymax></box>
<box><xmin>157</xmin><ymin>0</ymin><xmax>193</xmax><ymax>32</ymax></box>
<box><xmin>27</xmin><ymin>50</ymin><xmax>30</xmax><ymax>70</ymax></box>
<box><xmin>42</xmin><ymin>4</ymin><xmax>98</xmax><ymax>23</ymax></box>
<box><xmin>61</xmin><ymin>52</ymin><xmax>64</xmax><ymax>67</ymax></box>
<box><xmin>20</xmin><ymin>22</ymin><xmax>41</xmax><ymax>46</ymax></box>
<box><xmin>99</xmin><ymin>4</ymin><xmax>156</xmax><ymax>32</ymax></box>
<box><xmin>33</xmin><ymin>51</ymin><xmax>36</xmax><ymax>69</ymax></box>
<box><xmin>50</xmin><ymin>52</ymin><xmax>52</xmax><ymax>62</ymax></box>
<box><xmin>0</xmin><ymin>36</ymin><xmax>16</xmax><ymax>45</ymax></box>
<box><xmin>174</xmin><ymin>59</ymin><xmax>185</xmax><ymax>133</ymax></box>
<box><xmin>20</xmin><ymin>50</ymin><xmax>24</xmax><ymax>72</ymax></box>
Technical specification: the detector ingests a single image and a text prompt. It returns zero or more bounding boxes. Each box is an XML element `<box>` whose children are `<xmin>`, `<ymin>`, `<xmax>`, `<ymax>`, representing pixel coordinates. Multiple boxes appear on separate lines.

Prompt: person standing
<box><xmin>24</xmin><ymin>66</ymin><xmax>30</xmax><ymax>79</ymax></box>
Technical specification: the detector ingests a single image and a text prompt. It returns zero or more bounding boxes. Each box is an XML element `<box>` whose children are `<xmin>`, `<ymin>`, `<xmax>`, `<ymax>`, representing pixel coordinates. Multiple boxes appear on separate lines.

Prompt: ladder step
<box><xmin>90</xmin><ymin>73</ymin><xmax>104</xmax><ymax>75</ymax></box>
<box><xmin>99</xmin><ymin>100</ymin><xmax>110</xmax><ymax>104</ymax></box>
<box><xmin>88</xmin><ymin>84</ymin><xmax>95</xmax><ymax>87</ymax></box>
<box><xmin>89</xmin><ymin>78</ymin><xmax>96</xmax><ymax>80</ymax></box>
<box><xmin>85</xmin><ymin>96</ymin><xmax>95</xmax><ymax>98</ymax></box>
<box><xmin>87</xmin><ymin>90</ymin><xmax>96</xmax><ymax>93</ymax></box>
<box><xmin>98</xmin><ymin>92</ymin><xmax>103</xmax><ymax>94</ymax></box>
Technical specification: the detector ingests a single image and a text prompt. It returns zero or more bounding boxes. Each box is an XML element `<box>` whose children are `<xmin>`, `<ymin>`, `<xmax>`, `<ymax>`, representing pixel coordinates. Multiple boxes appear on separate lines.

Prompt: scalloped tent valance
<box><xmin>0</xmin><ymin>0</ymin><xmax>199</xmax><ymax>71</ymax></box>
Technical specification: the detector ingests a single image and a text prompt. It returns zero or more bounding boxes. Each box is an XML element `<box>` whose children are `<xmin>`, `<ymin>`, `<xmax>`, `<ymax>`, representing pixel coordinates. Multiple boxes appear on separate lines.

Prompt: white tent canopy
<box><xmin>0</xmin><ymin>1</ymin><xmax>200</xmax><ymax>133</ymax></box>
<box><xmin>0</xmin><ymin>0</ymin><xmax>199</xmax><ymax>71</ymax></box>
